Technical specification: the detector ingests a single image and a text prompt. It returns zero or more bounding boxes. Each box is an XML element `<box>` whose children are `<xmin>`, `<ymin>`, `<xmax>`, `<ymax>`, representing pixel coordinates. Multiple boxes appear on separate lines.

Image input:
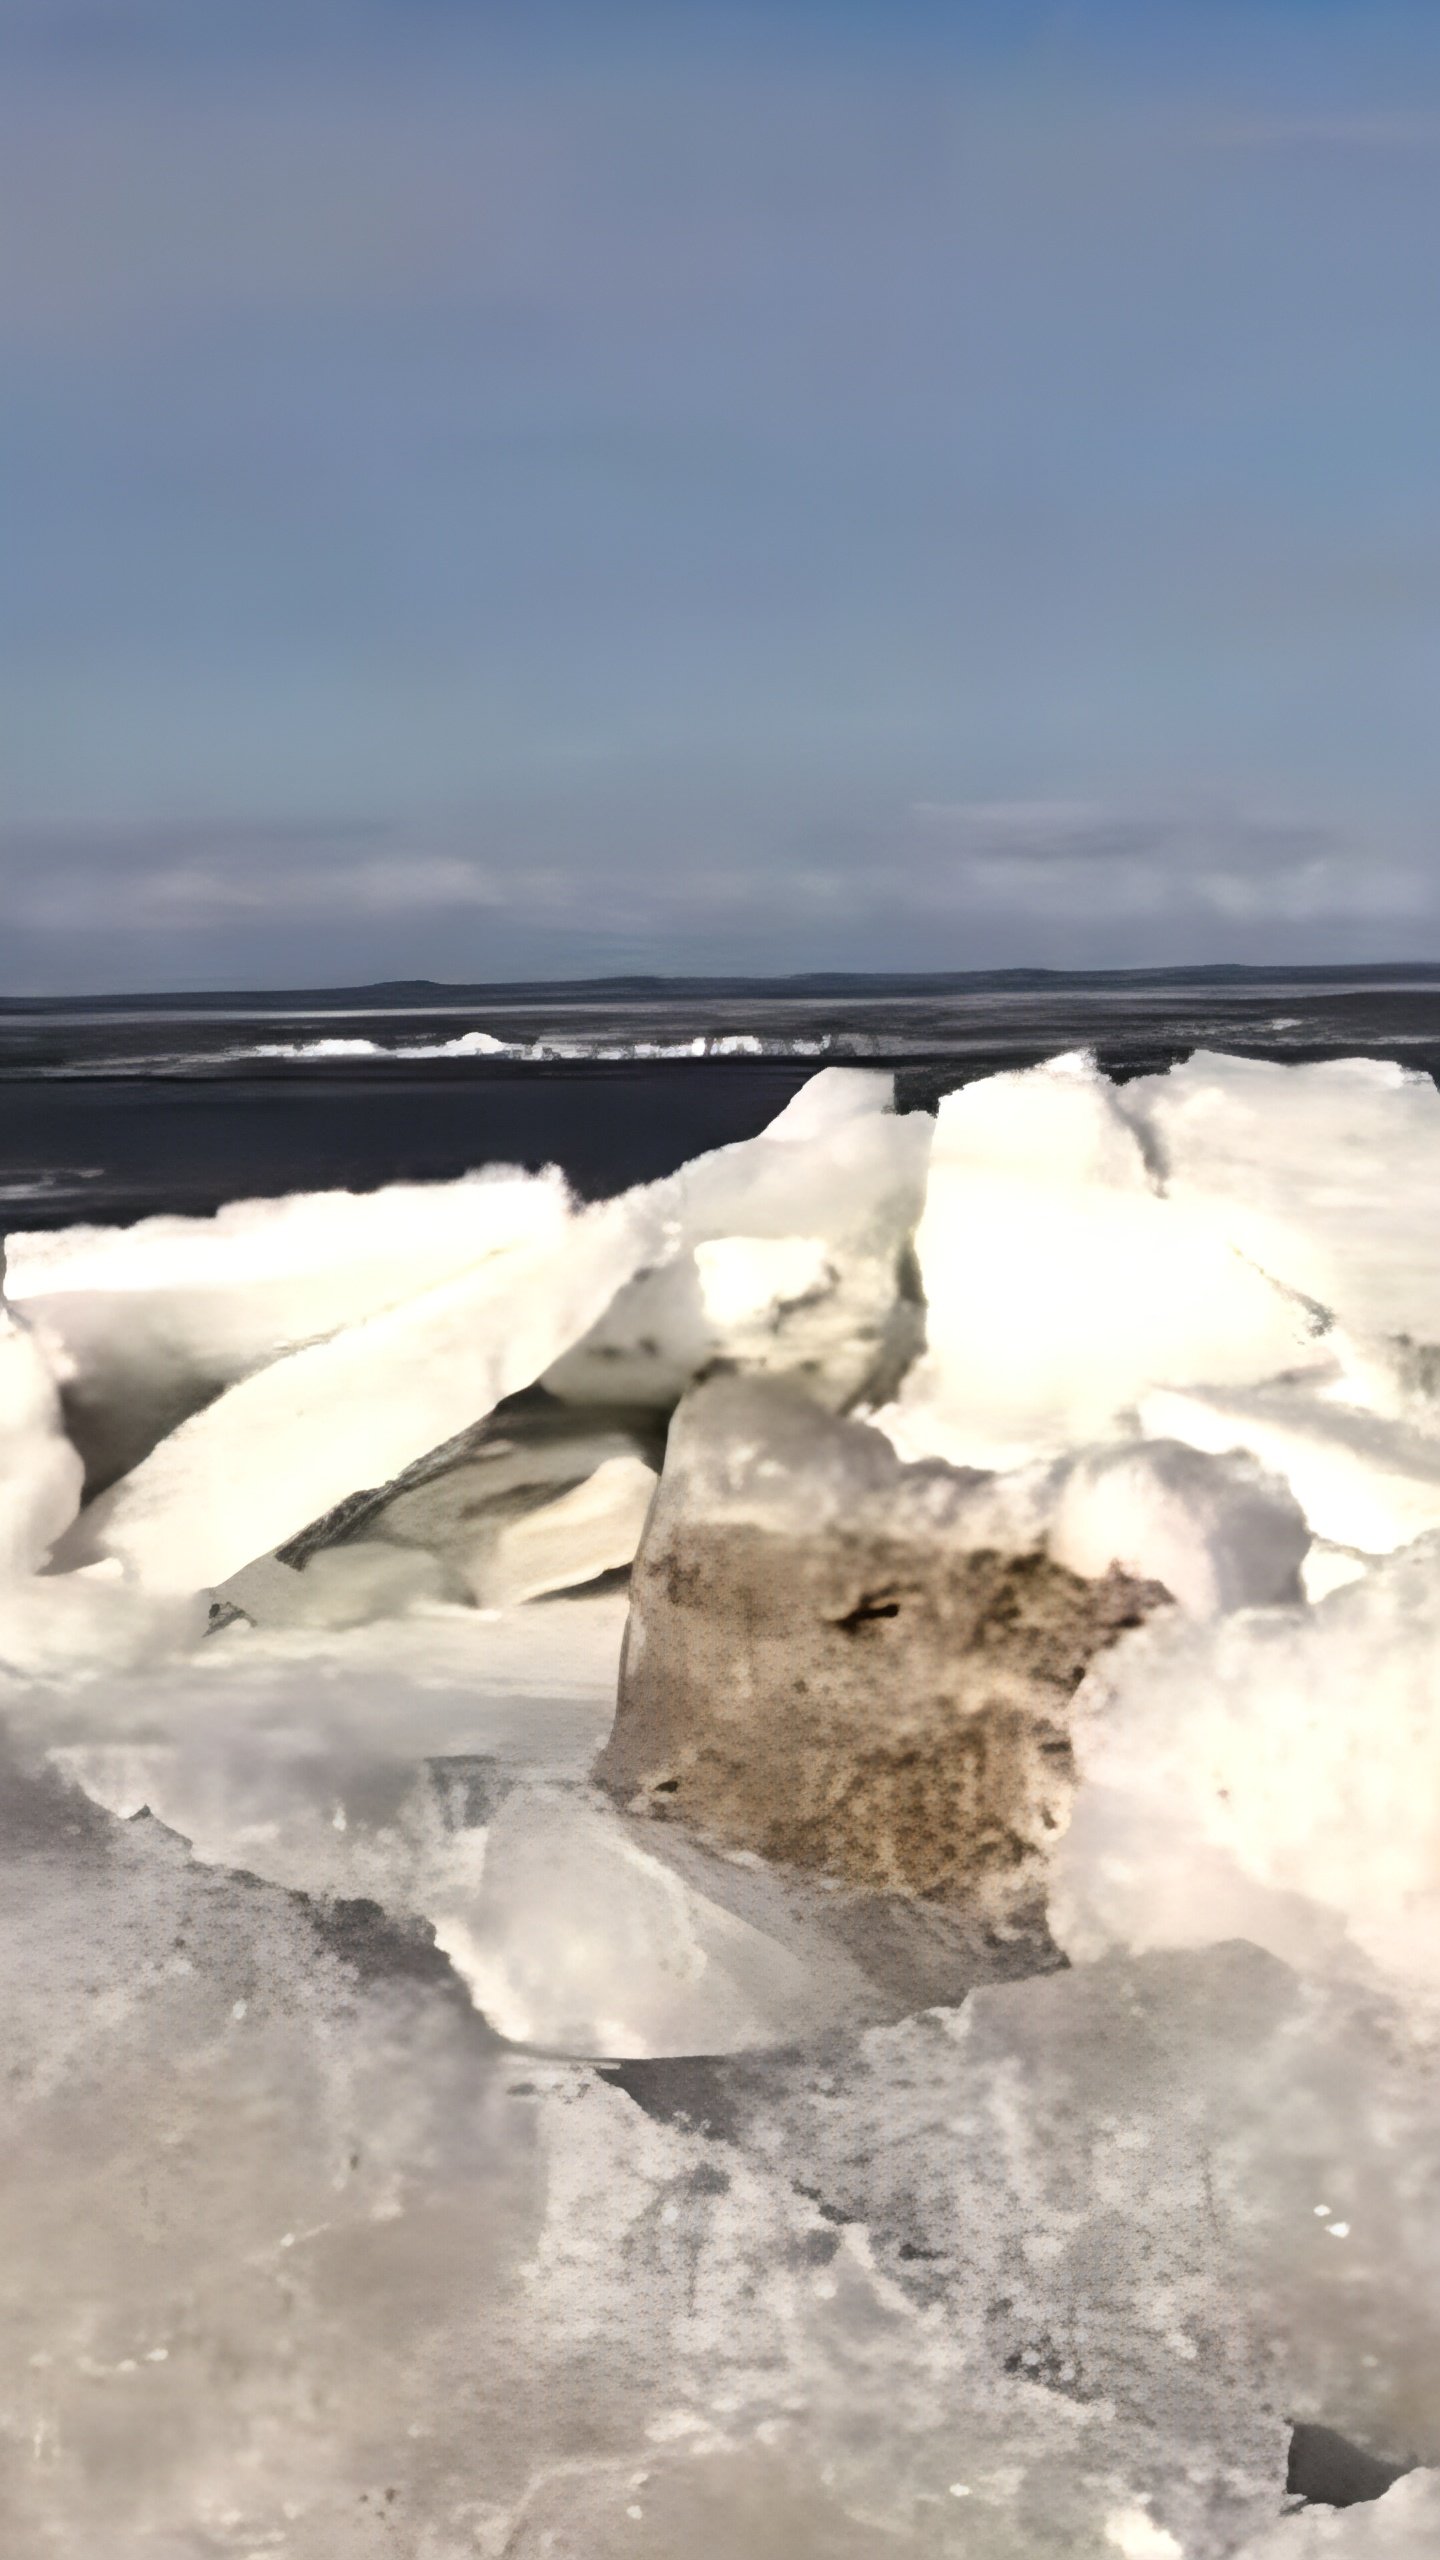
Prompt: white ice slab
<box><xmin>69</xmin><ymin>1189</ymin><xmax>662</xmax><ymax>1592</ymax></box>
<box><xmin>1051</xmin><ymin>1530</ymin><xmax>1440</xmax><ymax>2003</ymax></box>
<box><xmin>7</xmin><ymin>1163</ymin><xmax>571</xmax><ymax>1487</ymax></box>
<box><xmin>1123</xmin><ymin>1050</ymin><xmax>1440</xmax><ymax>1344</ymax></box>
<box><xmin>0</xmin><ymin>1307</ymin><xmax>83</xmax><ymax>1579</ymax></box>
<box><xmin>891</xmin><ymin>1054</ymin><xmax>1322</xmax><ymax>1470</ymax></box>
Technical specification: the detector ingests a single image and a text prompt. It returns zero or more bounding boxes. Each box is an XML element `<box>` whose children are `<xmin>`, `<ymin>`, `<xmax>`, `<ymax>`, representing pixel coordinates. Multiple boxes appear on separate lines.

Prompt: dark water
<box><xmin>4</xmin><ymin>967</ymin><xmax>1440</xmax><ymax>1230</ymax></box>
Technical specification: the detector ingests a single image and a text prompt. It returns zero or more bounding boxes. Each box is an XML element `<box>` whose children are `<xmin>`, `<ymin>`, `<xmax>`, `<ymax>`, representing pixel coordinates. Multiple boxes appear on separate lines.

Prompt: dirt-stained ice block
<box><xmin>597</xmin><ymin>1374</ymin><xmax>1168</xmax><ymax>1913</ymax></box>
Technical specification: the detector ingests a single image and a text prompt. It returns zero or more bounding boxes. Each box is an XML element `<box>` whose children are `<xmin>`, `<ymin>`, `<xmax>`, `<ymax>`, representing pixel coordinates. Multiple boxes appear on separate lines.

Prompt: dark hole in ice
<box><xmin>686</xmin><ymin>2160</ymin><xmax>733</xmax><ymax>2197</ymax></box>
<box><xmin>1286</xmin><ymin>2422</ymin><xmax>1415</xmax><ymax>2509</ymax></box>
<box><xmin>830</xmin><ymin>1588</ymin><xmax>904</xmax><ymax>1633</ymax></box>
<box><xmin>599</xmin><ymin>2051</ymin><xmax>807</xmax><ymax>2145</ymax></box>
<box><xmin>790</xmin><ymin>2229</ymin><xmax>840</xmax><ymax>2267</ymax></box>
<box><xmin>423</xmin><ymin>1755</ymin><xmax>503</xmax><ymax>1830</ymax></box>
<box><xmin>541</xmin><ymin>1561</ymin><xmax>634</xmax><ymax>1602</ymax></box>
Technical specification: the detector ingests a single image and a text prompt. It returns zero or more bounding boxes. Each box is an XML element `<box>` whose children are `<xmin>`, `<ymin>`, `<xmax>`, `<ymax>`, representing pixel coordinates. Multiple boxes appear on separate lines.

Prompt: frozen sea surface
<box><xmin>2</xmin><ymin>1029</ymin><xmax>1440</xmax><ymax>2553</ymax></box>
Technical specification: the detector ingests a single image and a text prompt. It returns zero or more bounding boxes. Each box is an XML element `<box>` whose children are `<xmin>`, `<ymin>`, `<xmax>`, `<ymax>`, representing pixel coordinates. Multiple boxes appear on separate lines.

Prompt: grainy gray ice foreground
<box><xmin>2</xmin><ymin>1057</ymin><xmax>1440</xmax><ymax>2556</ymax></box>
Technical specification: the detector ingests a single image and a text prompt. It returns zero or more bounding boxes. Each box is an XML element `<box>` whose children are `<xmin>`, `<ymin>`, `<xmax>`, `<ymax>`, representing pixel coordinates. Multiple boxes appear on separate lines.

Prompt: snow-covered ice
<box><xmin>714</xmin><ymin>1941</ymin><xmax>1440</xmax><ymax>2481</ymax></box>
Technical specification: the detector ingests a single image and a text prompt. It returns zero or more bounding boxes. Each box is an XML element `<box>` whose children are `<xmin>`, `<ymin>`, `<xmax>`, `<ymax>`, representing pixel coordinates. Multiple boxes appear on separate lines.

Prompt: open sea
<box><xmin>4</xmin><ymin>964</ymin><xmax>1440</xmax><ymax>1230</ymax></box>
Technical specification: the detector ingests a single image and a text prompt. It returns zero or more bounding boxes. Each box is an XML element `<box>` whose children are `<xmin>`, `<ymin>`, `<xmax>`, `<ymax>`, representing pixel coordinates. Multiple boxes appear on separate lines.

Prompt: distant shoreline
<box><xmin>6</xmin><ymin>960</ymin><xmax>1440</xmax><ymax>1013</ymax></box>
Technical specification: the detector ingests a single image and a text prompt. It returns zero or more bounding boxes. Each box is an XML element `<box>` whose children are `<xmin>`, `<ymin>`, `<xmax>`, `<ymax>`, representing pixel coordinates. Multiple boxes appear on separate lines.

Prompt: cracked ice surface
<box><xmin>0</xmin><ymin>1737</ymin><xmax>1314</xmax><ymax>2557</ymax></box>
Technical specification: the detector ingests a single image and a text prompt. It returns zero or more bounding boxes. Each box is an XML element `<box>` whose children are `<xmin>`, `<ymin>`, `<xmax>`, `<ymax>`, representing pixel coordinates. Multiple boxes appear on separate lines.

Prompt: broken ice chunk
<box><xmin>432</xmin><ymin>1784</ymin><xmax>882</xmax><ymax>2055</ymax></box>
<box><xmin>64</xmin><ymin>1186</ymin><xmax>662</xmax><ymax>1593</ymax></box>
<box><xmin>203</xmin><ymin>1394</ymin><xmax>663</xmax><ymax>1627</ymax></box>
<box><xmin>12</xmin><ymin>1591</ymin><xmax>630</xmax><ymax>1906</ymax></box>
<box><xmin>0</xmin><ymin>1304</ymin><xmax>83</xmax><ymax>1578</ymax></box>
<box><xmin>217</xmin><ymin>1539</ymin><xmax>453</xmax><ymax>1630</ymax></box>
<box><xmin>1046</xmin><ymin>1436</ymin><xmax>1309</xmax><ymax>1615</ymax></box>
<box><xmin>6</xmin><ymin>1164</ymin><xmax>572</xmax><ymax>1495</ymax></box>
<box><xmin>596</xmin><ymin>1374</ymin><xmax>1167</xmax><ymax>1912</ymax></box>
<box><xmin>1050</xmin><ymin>1530</ymin><xmax>1440</xmax><ymax>2002</ymax></box>
<box><xmin>435</xmin><ymin>1777</ymin><xmax>1045</xmax><ymax>2061</ymax></box>
<box><xmin>467</xmin><ymin>1451</ymin><xmax>658</xmax><ymax>1607</ymax></box>
<box><xmin>541</xmin><ymin>1068</ymin><xmax>930</xmax><ymax>1415</ymax></box>
<box><xmin>1140</xmin><ymin>1381</ymin><xmax>1440</xmax><ymax>1555</ymax></box>
<box><xmin>891</xmin><ymin>1054</ymin><xmax>1324</xmax><ymax>1470</ymax></box>
<box><xmin>0</xmin><ymin>1727</ymin><xmax>566</xmax><ymax>2554</ymax></box>
<box><xmin>761</xmin><ymin>1063</ymin><xmax>899</xmax><ymax>1143</ymax></box>
<box><xmin>1121</xmin><ymin>1051</ymin><xmax>1440</xmax><ymax>1346</ymax></box>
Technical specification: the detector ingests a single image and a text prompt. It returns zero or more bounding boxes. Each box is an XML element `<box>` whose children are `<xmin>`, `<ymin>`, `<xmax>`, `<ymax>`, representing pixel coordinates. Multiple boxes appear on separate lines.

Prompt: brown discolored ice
<box><xmin>595</xmin><ymin>1375</ymin><xmax>1168</xmax><ymax>1909</ymax></box>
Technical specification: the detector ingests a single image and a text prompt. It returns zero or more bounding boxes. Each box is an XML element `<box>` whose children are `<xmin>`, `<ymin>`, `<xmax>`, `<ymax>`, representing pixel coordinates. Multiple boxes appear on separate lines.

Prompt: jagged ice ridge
<box><xmin>1</xmin><ymin>1051</ymin><xmax>1439</xmax><ymax>2554</ymax></box>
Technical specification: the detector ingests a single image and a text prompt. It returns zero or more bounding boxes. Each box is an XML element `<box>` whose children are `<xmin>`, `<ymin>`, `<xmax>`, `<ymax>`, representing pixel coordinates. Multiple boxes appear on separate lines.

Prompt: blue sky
<box><xmin>3</xmin><ymin>0</ymin><xmax>1439</xmax><ymax>988</ymax></box>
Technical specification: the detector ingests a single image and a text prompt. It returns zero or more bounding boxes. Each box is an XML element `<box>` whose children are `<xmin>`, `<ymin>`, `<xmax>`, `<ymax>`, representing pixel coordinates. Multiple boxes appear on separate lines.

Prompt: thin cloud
<box><xmin>2</xmin><ymin>799</ymin><xmax>1424</xmax><ymax>966</ymax></box>
<box><xmin>0</xmin><ymin>823</ymin><xmax>501</xmax><ymax>935</ymax></box>
<box><xmin>898</xmin><ymin>801</ymin><xmax>1427</xmax><ymax>932</ymax></box>
<box><xmin>909</xmin><ymin>799</ymin><xmax>1335</xmax><ymax>872</ymax></box>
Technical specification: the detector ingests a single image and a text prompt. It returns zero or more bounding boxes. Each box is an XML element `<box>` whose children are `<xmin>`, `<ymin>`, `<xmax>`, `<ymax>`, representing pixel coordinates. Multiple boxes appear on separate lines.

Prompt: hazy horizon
<box><xmin>9</xmin><ymin>958</ymin><xmax>1440</xmax><ymax>1010</ymax></box>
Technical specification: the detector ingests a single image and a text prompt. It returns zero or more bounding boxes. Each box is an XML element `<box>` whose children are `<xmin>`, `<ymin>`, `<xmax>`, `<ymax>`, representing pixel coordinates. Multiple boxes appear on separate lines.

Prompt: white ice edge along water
<box><xmin>102</xmin><ymin>1027</ymin><xmax>844</xmax><ymax>1068</ymax></box>
<box><xmin>115</xmin><ymin>1012</ymin><xmax>1424</xmax><ymax>1067</ymax></box>
<box><xmin>2</xmin><ymin>1048</ymin><xmax>1440</xmax><ymax>2555</ymax></box>
<box><xmin>252</xmin><ymin>1028</ymin><xmax>832</xmax><ymax>1061</ymax></box>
